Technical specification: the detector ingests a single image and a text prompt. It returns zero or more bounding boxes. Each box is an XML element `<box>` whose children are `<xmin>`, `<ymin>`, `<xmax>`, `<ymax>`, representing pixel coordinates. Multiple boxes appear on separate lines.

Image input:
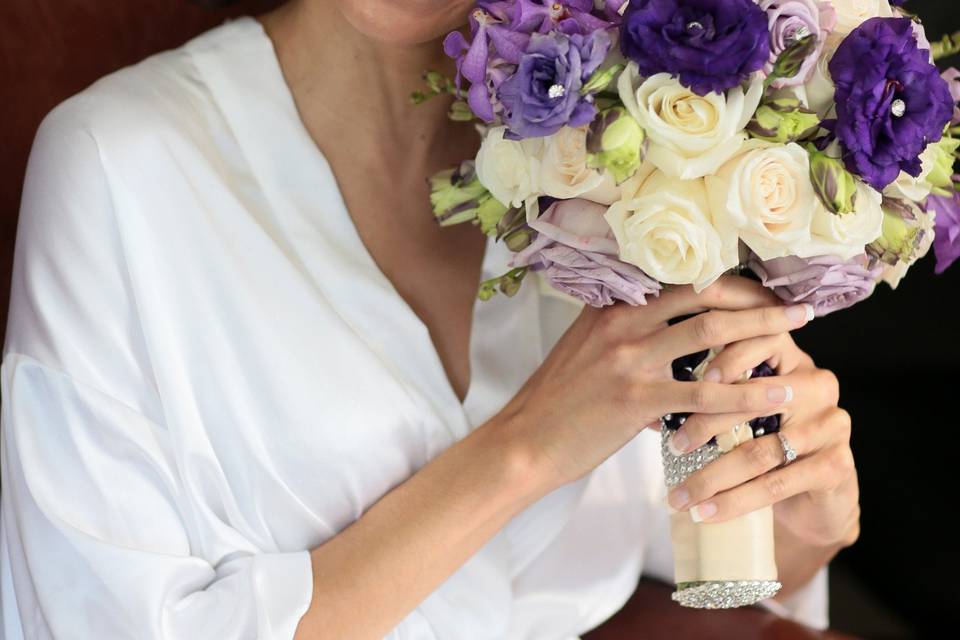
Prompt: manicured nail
<box><xmin>668</xmin><ymin>431</ymin><xmax>689</xmax><ymax>456</ymax></box>
<box><xmin>668</xmin><ymin>486</ymin><xmax>690</xmax><ymax>510</ymax></box>
<box><xmin>691</xmin><ymin>501</ymin><xmax>717</xmax><ymax>523</ymax></box>
<box><xmin>785</xmin><ymin>304</ymin><xmax>815</xmax><ymax>324</ymax></box>
<box><xmin>767</xmin><ymin>385</ymin><xmax>793</xmax><ymax>404</ymax></box>
<box><xmin>704</xmin><ymin>368</ymin><xmax>722</xmax><ymax>383</ymax></box>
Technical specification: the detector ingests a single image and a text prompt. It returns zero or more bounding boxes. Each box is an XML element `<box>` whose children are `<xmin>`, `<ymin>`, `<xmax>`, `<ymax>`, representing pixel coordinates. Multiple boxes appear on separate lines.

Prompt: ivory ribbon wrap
<box><xmin>665</xmin><ymin>349</ymin><xmax>779</xmax><ymax>592</ymax></box>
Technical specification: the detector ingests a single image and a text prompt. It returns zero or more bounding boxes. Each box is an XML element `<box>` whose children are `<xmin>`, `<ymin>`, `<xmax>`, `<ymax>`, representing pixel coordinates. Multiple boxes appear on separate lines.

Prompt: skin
<box><xmin>254</xmin><ymin>1</ymin><xmax>861</xmax><ymax>636</ymax></box>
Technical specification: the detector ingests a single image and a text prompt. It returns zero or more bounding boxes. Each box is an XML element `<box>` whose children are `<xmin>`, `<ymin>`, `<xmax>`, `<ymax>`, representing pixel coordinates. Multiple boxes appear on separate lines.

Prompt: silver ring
<box><xmin>776</xmin><ymin>432</ymin><xmax>798</xmax><ymax>467</ymax></box>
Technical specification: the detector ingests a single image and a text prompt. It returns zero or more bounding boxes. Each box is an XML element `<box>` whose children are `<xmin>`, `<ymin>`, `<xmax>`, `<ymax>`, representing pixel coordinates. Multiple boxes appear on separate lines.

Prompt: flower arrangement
<box><xmin>417</xmin><ymin>0</ymin><xmax>960</xmax><ymax>610</ymax></box>
<box><xmin>420</xmin><ymin>0</ymin><xmax>960</xmax><ymax>317</ymax></box>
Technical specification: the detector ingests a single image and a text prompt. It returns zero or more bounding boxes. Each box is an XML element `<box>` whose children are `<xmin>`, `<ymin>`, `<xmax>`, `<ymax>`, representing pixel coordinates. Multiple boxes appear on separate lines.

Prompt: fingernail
<box><xmin>704</xmin><ymin>368</ymin><xmax>722</xmax><ymax>383</ymax></box>
<box><xmin>767</xmin><ymin>385</ymin><xmax>793</xmax><ymax>404</ymax></box>
<box><xmin>668</xmin><ymin>431</ymin><xmax>689</xmax><ymax>456</ymax></box>
<box><xmin>690</xmin><ymin>501</ymin><xmax>717</xmax><ymax>523</ymax></box>
<box><xmin>668</xmin><ymin>487</ymin><xmax>690</xmax><ymax>510</ymax></box>
<box><xmin>785</xmin><ymin>304</ymin><xmax>815</xmax><ymax>324</ymax></box>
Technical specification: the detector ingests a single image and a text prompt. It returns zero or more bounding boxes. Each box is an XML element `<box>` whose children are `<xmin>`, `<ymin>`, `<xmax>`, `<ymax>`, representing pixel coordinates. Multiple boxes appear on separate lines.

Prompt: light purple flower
<box><xmin>508</xmin><ymin>199</ymin><xmax>661</xmax><ymax>306</ymax></box>
<box><xmin>443</xmin><ymin>8</ymin><xmax>531</xmax><ymax>122</ymax></box>
<box><xmin>510</xmin><ymin>0</ymin><xmax>612</xmax><ymax>34</ymax></box>
<box><xmin>498</xmin><ymin>29</ymin><xmax>610</xmax><ymax>138</ymax></box>
<box><xmin>759</xmin><ymin>0</ymin><xmax>836</xmax><ymax>88</ymax></box>
<box><xmin>925</xmin><ymin>188</ymin><xmax>960</xmax><ymax>274</ymax></box>
<box><xmin>748</xmin><ymin>253</ymin><xmax>882</xmax><ymax>317</ymax></box>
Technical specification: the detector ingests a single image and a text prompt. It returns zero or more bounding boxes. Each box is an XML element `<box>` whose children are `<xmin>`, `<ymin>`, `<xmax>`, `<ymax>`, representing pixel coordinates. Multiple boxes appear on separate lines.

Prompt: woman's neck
<box><xmin>257</xmin><ymin>0</ymin><xmax>475</xmax><ymax>186</ymax></box>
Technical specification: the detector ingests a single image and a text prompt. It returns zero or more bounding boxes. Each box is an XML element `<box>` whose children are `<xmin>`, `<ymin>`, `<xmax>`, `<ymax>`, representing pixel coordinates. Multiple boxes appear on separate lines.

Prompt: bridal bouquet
<box><xmin>418</xmin><ymin>0</ymin><xmax>960</xmax><ymax>609</ymax></box>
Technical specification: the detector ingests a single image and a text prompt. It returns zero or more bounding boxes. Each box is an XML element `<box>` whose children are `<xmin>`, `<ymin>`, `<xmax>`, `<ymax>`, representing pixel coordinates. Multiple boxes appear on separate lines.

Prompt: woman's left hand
<box><xmin>660</xmin><ymin>328</ymin><xmax>861</xmax><ymax>550</ymax></box>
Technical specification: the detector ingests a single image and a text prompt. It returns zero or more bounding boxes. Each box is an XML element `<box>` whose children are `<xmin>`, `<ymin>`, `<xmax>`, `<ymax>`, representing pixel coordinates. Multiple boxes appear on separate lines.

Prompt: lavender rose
<box><xmin>508</xmin><ymin>199</ymin><xmax>661</xmax><ymax>306</ymax></box>
<box><xmin>498</xmin><ymin>29</ymin><xmax>610</xmax><ymax>138</ymax></box>
<box><xmin>829</xmin><ymin>17</ymin><xmax>954</xmax><ymax>191</ymax></box>
<box><xmin>759</xmin><ymin>0</ymin><xmax>837</xmax><ymax>88</ymax></box>
<box><xmin>619</xmin><ymin>0</ymin><xmax>770</xmax><ymax>96</ymax></box>
<box><xmin>748</xmin><ymin>253</ymin><xmax>882</xmax><ymax>316</ymax></box>
<box><xmin>925</xmin><ymin>189</ymin><xmax>960</xmax><ymax>274</ymax></box>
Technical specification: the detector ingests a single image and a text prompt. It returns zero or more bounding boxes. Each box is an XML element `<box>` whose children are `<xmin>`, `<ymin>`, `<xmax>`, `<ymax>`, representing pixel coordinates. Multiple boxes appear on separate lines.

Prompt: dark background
<box><xmin>0</xmin><ymin>1</ymin><xmax>957</xmax><ymax>638</ymax></box>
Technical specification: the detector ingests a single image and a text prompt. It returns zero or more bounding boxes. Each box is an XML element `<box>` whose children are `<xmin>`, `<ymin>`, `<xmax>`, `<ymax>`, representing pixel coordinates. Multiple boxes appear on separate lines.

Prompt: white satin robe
<box><xmin>0</xmin><ymin>15</ymin><xmax>829</xmax><ymax>640</ymax></box>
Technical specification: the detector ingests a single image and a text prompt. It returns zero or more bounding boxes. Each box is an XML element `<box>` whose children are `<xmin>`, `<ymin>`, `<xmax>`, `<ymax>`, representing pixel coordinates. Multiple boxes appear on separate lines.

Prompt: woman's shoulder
<box><xmin>34</xmin><ymin>16</ymin><xmax>257</xmax><ymax>164</ymax></box>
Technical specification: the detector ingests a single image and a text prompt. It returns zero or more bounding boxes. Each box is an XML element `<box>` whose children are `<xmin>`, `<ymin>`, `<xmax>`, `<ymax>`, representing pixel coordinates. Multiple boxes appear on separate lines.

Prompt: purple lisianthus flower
<box><xmin>508</xmin><ymin>199</ymin><xmax>661</xmax><ymax>306</ymax></box>
<box><xmin>498</xmin><ymin>29</ymin><xmax>610</xmax><ymax>138</ymax></box>
<box><xmin>759</xmin><ymin>0</ymin><xmax>836</xmax><ymax>88</ymax></box>
<box><xmin>925</xmin><ymin>189</ymin><xmax>960</xmax><ymax>274</ymax></box>
<box><xmin>619</xmin><ymin>0</ymin><xmax>770</xmax><ymax>96</ymax></box>
<box><xmin>828</xmin><ymin>17</ymin><xmax>954</xmax><ymax>191</ymax></box>
<box><xmin>942</xmin><ymin>68</ymin><xmax>960</xmax><ymax>125</ymax></box>
<box><xmin>748</xmin><ymin>253</ymin><xmax>883</xmax><ymax>317</ymax></box>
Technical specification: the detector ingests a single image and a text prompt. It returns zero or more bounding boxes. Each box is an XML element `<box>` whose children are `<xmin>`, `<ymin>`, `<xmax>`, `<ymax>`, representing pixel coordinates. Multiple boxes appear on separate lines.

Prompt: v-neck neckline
<box><xmin>186</xmin><ymin>14</ymin><xmax>514</xmax><ymax>436</ymax></box>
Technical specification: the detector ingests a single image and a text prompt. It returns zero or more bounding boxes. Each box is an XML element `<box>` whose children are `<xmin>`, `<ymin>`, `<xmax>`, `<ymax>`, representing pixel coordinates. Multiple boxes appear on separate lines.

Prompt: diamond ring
<box><xmin>776</xmin><ymin>432</ymin><xmax>797</xmax><ymax>467</ymax></box>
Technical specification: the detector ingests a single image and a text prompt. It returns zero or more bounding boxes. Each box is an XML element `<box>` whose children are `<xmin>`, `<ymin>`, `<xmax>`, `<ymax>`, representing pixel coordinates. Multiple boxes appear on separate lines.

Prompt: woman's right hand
<box><xmin>489</xmin><ymin>275</ymin><xmax>815</xmax><ymax>494</ymax></box>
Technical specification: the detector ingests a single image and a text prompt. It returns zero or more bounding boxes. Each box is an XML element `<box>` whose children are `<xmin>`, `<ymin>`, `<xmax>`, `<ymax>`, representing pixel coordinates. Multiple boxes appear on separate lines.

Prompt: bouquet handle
<box><xmin>661</xmin><ymin>349</ymin><xmax>782</xmax><ymax>608</ymax></box>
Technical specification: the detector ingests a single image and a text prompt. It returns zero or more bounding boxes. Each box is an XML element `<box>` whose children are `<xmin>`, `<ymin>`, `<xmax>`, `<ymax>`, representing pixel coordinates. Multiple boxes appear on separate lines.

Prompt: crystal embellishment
<box><xmin>891</xmin><ymin>99</ymin><xmax>906</xmax><ymax>117</ymax></box>
<box><xmin>672</xmin><ymin>580</ymin><xmax>783</xmax><ymax>608</ymax></box>
<box><xmin>661</xmin><ymin>423</ymin><xmax>722</xmax><ymax>487</ymax></box>
<box><xmin>547</xmin><ymin>84</ymin><xmax>566</xmax><ymax>99</ymax></box>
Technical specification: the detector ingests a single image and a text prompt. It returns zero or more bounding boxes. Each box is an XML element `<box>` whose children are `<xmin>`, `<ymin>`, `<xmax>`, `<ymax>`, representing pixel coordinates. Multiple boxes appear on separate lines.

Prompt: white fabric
<box><xmin>0</xmin><ymin>15</ymin><xmax>829</xmax><ymax>639</ymax></box>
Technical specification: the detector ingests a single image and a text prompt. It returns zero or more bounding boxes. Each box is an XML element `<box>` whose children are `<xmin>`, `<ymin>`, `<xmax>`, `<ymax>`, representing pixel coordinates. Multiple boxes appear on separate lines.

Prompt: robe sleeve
<box><xmin>0</xmin><ymin>96</ymin><xmax>313</xmax><ymax>639</ymax></box>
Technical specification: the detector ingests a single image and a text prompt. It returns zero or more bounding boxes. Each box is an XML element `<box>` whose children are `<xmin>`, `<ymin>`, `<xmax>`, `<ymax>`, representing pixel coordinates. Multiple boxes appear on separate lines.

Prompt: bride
<box><xmin>0</xmin><ymin>0</ymin><xmax>860</xmax><ymax>637</ymax></box>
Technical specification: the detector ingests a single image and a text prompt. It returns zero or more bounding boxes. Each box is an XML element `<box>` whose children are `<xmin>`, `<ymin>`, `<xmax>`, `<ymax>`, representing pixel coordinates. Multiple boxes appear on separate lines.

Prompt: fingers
<box><xmin>700</xmin><ymin>333</ymin><xmax>802</xmax><ymax>383</ymax></box>
<box><xmin>636</xmin><ymin>275</ymin><xmax>782</xmax><ymax>326</ymax></box>
<box><xmin>649</xmin><ymin>378</ymin><xmax>792</xmax><ymax>416</ymax></box>
<box><xmin>666</xmin><ymin>408</ymin><xmax>854</xmax><ymax>523</ymax></box>
<box><xmin>666</xmin><ymin>368</ymin><xmax>837</xmax><ymax>455</ymax></box>
<box><xmin>644</xmin><ymin>303</ymin><xmax>814</xmax><ymax>366</ymax></box>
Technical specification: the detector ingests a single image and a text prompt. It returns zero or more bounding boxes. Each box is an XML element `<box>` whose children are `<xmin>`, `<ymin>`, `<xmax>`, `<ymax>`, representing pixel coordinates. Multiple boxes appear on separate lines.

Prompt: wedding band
<box><xmin>776</xmin><ymin>432</ymin><xmax>797</xmax><ymax>467</ymax></box>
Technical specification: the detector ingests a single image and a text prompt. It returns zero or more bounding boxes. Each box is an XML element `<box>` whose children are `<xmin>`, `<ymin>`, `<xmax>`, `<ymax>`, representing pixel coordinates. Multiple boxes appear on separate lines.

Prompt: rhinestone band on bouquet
<box><xmin>416</xmin><ymin>0</ymin><xmax>960</xmax><ymax>609</ymax></box>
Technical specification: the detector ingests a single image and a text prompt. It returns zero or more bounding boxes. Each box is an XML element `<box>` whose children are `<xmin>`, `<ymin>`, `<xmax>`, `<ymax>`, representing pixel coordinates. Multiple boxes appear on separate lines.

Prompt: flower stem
<box><xmin>932</xmin><ymin>31</ymin><xmax>960</xmax><ymax>61</ymax></box>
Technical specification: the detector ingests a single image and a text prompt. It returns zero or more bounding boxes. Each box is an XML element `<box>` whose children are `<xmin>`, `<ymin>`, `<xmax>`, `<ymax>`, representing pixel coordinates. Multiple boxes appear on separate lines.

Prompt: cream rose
<box><xmin>604</xmin><ymin>171</ymin><xmax>739</xmax><ymax>291</ymax></box>
<box><xmin>617</xmin><ymin>64</ymin><xmax>764</xmax><ymax>180</ymax></box>
<box><xmin>475</xmin><ymin>126</ymin><xmax>542</xmax><ymax>208</ymax></box>
<box><xmin>801</xmin><ymin>182</ymin><xmax>885</xmax><ymax>259</ymax></box>
<box><xmin>706</xmin><ymin>141</ymin><xmax>818</xmax><ymax>261</ymax></box>
<box><xmin>884</xmin><ymin>143</ymin><xmax>939</xmax><ymax>202</ymax></box>
<box><xmin>539</xmin><ymin>126</ymin><xmax>621</xmax><ymax>204</ymax></box>
<box><xmin>827</xmin><ymin>0</ymin><xmax>893</xmax><ymax>47</ymax></box>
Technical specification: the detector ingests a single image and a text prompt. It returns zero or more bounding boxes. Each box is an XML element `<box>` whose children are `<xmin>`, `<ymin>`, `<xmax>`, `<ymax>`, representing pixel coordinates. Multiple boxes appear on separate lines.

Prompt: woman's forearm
<box><xmin>293</xmin><ymin>415</ymin><xmax>546</xmax><ymax>640</ymax></box>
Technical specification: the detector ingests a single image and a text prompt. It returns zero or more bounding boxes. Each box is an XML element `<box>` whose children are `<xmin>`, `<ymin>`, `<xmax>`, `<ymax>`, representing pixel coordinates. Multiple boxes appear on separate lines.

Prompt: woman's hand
<box><xmin>490</xmin><ymin>275</ymin><xmax>815</xmax><ymax>495</ymax></box>
<box><xmin>662</xmin><ymin>331</ymin><xmax>861</xmax><ymax>551</ymax></box>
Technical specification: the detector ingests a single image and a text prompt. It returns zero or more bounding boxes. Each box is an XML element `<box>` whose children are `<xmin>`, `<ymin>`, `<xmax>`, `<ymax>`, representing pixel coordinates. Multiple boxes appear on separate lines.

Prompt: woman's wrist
<box><xmin>465</xmin><ymin>409</ymin><xmax>557</xmax><ymax>511</ymax></box>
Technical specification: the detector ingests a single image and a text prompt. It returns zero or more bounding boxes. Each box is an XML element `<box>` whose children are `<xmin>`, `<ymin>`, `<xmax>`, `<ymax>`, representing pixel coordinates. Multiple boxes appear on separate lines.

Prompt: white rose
<box><xmin>539</xmin><ymin>126</ymin><xmax>621</xmax><ymax>204</ymax></box>
<box><xmin>475</xmin><ymin>126</ymin><xmax>542</xmax><ymax>208</ymax></box>
<box><xmin>827</xmin><ymin>0</ymin><xmax>893</xmax><ymax>47</ymax></box>
<box><xmin>792</xmin><ymin>51</ymin><xmax>836</xmax><ymax>118</ymax></box>
<box><xmin>801</xmin><ymin>181</ymin><xmax>884</xmax><ymax>259</ymax></box>
<box><xmin>617</xmin><ymin>64</ymin><xmax>765</xmax><ymax>179</ymax></box>
<box><xmin>706</xmin><ymin>141</ymin><xmax>818</xmax><ymax>261</ymax></box>
<box><xmin>881</xmin><ymin>209</ymin><xmax>935</xmax><ymax>288</ymax></box>
<box><xmin>884</xmin><ymin>143</ymin><xmax>938</xmax><ymax>202</ymax></box>
<box><xmin>604</xmin><ymin>171</ymin><xmax>739</xmax><ymax>291</ymax></box>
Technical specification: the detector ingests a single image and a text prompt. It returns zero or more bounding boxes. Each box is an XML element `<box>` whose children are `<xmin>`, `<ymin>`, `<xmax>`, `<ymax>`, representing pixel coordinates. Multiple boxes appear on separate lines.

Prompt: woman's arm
<box><xmin>294</xmin><ymin>415</ymin><xmax>536</xmax><ymax>639</ymax></box>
